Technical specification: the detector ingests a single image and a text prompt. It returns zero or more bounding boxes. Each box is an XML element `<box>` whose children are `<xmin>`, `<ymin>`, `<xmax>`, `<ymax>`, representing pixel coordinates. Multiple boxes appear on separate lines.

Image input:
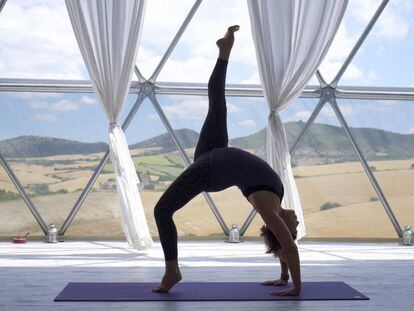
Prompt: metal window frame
<box><xmin>0</xmin><ymin>0</ymin><xmax>407</xmax><ymax>238</ymax></box>
<box><xmin>0</xmin><ymin>0</ymin><xmax>7</xmax><ymax>14</ymax></box>
<box><xmin>238</xmin><ymin>0</ymin><xmax>402</xmax><ymax>237</ymax></box>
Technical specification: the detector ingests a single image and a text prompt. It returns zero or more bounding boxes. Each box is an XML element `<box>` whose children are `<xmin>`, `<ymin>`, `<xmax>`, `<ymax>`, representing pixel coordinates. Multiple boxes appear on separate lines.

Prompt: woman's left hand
<box><xmin>270</xmin><ymin>287</ymin><xmax>301</xmax><ymax>296</ymax></box>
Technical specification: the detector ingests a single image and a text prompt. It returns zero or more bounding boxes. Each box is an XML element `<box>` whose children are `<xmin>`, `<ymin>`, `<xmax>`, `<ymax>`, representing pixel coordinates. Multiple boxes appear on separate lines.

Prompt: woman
<box><xmin>153</xmin><ymin>25</ymin><xmax>301</xmax><ymax>296</ymax></box>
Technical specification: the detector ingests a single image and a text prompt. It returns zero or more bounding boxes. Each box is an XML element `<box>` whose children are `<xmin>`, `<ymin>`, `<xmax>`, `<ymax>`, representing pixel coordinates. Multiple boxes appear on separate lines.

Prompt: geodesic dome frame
<box><xmin>0</xmin><ymin>0</ymin><xmax>412</xmax><ymax>238</ymax></box>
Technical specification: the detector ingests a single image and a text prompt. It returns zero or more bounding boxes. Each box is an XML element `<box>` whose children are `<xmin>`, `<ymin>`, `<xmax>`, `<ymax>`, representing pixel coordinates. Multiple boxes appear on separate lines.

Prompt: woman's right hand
<box><xmin>260</xmin><ymin>279</ymin><xmax>287</xmax><ymax>286</ymax></box>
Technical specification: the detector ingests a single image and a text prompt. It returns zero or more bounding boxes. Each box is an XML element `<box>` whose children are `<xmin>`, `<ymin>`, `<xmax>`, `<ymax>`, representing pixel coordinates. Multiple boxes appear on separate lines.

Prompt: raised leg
<box><xmin>193</xmin><ymin>25</ymin><xmax>239</xmax><ymax>161</ymax></box>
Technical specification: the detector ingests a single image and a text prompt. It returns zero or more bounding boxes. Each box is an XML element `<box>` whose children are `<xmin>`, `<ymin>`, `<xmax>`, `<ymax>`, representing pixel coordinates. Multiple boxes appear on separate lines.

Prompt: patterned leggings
<box><xmin>153</xmin><ymin>58</ymin><xmax>228</xmax><ymax>261</ymax></box>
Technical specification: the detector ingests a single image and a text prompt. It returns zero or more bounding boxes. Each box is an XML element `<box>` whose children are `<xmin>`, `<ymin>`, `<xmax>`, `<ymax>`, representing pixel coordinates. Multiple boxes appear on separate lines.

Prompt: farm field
<box><xmin>0</xmin><ymin>149</ymin><xmax>413</xmax><ymax>239</ymax></box>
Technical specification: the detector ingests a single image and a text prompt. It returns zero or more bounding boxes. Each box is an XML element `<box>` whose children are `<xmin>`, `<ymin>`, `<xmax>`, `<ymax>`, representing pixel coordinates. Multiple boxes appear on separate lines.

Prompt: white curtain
<box><xmin>248</xmin><ymin>0</ymin><xmax>348</xmax><ymax>239</ymax></box>
<box><xmin>66</xmin><ymin>0</ymin><xmax>152</xmax><ymax>250</ymax></box>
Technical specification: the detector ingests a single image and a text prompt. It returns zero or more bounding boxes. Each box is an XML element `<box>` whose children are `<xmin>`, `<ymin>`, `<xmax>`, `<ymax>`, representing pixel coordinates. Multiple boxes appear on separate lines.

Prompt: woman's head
<box><xmin>260</xmin><ymin>209</ymin><xmax>299</xmax><ymax>258</ymax></box>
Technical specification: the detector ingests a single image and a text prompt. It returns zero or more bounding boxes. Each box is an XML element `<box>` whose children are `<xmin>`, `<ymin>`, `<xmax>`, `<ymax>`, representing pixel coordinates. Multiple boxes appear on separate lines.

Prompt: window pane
<box><xmin>0</xmin><ymin>164</ymin><xmax>43</xmax><ymax>236</ymax></box>
<box><xmin>335</xmin><ymin>99</ymin><xmax>414</xmax><ymax>233</ymax></box>
<box><xmin>0</xmin><ymin>0</ymin><xmax>87</xmax><ymax>79</ymax></box>
<box><xmin>125</xmin><ymin>98</ymin><xmax>222</xmax><ymax>237</ymax></box>
<box><xmin>158</xmin><ymin>0</ymin><xmax>259</xmax><ymax>84</ymax></box>
<box><xmin>286</xmin><ymin>102</ymin><xmax>402</xmax><ymax>238</ymax></box>
<box><xmin>338</xmin><ymin>1</ymin><xmax>414</xmax><ymax>87</ymax></box>
<box><xmin>0</xmin><ymin>91</ymin><xmax>138</xmax><ymax>236</ymax></box>
<box><xmin>155</xmin><ymin>94</ymin><xmax>269</xmax><ymax>235</ymax></box>
<box><xmin>317</xmin><ymin>0</ymin><xmax>382</xmax><ymax>84</ymax></box>
<box><xmin>135</xmin><ymin>0</ymin><xmax>194</xmax><ymax>80</ymax></box>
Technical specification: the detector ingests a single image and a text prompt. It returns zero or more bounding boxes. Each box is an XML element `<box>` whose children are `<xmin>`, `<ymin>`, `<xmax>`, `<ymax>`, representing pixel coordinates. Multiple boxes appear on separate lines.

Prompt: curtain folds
<box><xmin>248</xmin><ymin>0</ymin><xmax>348</xmax><ymax>239</ymax></box>
<box><xmin>66</xmin><ymin>0</ymin><xmax>152</xmax><ymax>249</ymax></box>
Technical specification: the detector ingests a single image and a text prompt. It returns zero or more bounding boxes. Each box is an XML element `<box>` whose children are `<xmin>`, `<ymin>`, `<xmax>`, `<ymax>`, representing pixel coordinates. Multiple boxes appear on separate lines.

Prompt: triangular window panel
<box><xmin>335</xmin><ymin>98</ymin><xmax>414</xmax><ymax>234</ymax></box>
<box><xmin>135</xmin><ymin>0</ymin><xmax>196</xmax><ymax>80</ymax></box>
<box><xmin>244</xmin><ymin>97</ymin><xmax>321</xmax><ymax>236</ymax></box>
<box><xmin>338</xmin><ymin>1</ymin><xmax>414</xmax><ymax>87</ymax></box>
<box><xmin>0</xmin><ymin>0</ymin><xmax>88</xmax><ymax>79</ymax></box>
<box><xmin>0</xmin><ymin>91</ymin><xmax>114</xmax><ymax>234</ymax></box>
<box><xmin>0</xmin><ymin>164</ymin><xmax>43</xmax><ymax>236</ymax></box>
<box><xmin>157</xmin><ymin>94</ymin><xmax>271</xmax><ymax>235</ymax></box>
<box><xmin>127</xmin><ymin>98</ymin><xmax>223</xmax><ymax>237</ymax></box>
<box><xmin>66</xmin><ymin>97</ymin><xmax>154</xmax><ymax>237</ymax></box>
<box><xmin>157</xmin><ymin>0</ymin><xmax>259</xmax><ymax>84</ymax></box>
<box><xmin>318</xmin><ymin>0</ymin><xmax>382</xmax><ymax>84</ymax></box>
<box><xmin>289</xmin><ymin>103</ymin><xmax>395</xmax><ymax>238</ymax></box>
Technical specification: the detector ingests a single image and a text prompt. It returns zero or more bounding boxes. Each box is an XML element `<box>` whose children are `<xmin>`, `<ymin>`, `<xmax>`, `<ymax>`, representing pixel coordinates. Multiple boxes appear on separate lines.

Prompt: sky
<box><xmin>0</xmin><ymin>0</ymin><xmax>413</xmax><ymax>144</ymax></box>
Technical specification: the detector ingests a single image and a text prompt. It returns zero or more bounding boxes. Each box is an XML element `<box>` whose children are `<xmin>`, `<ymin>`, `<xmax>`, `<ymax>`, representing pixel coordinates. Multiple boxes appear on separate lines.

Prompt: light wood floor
<box><xmin>0</xmin><ymin>240</ymin><xmax>413</xmax><ymax>310</ymax></box>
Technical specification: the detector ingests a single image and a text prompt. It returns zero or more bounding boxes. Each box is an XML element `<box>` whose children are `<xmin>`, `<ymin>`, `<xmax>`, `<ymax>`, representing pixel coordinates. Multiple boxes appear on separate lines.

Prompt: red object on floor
<box><xmin>12</xmin><ymin>237</ymin><xmax>27</xmax><ymax>244</ymax></box>
<box><xmin>12</xmin><ymin>232</ymin><xmax>30</xmax><ymax>244</ymax></box>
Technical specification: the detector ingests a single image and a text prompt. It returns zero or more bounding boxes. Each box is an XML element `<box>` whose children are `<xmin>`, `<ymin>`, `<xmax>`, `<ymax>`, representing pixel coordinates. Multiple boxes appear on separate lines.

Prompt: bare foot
<box><xmin>216</xmin><ymin>25</ymin><xmax>240</xmax><ymax>60</ymax></box>
<box><xmin>152</xmin><ymin>270</ymin><xmax>182</xmax><ymax>293</ymax></box>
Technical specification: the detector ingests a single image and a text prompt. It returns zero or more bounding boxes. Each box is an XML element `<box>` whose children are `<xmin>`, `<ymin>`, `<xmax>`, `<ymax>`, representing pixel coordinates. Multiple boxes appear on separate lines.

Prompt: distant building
<box><xmin>99</xmin><ymin>181</ymin><xmax>116</xmax><ymax>191</ymax></box>
<box><xmin>100</xmin><ymin>172</ymin><xmax>166</xmax><ymax>191</ymax></box>
<box><xmin>153</xmin><ymin>183</ymin><xmax>167</xmax><ymax>190</ymax></box>
<box><xmin>137</xmin><ymin>171</ymin><xmax>152</xmax><ymax>190</ymax></box>
<box><xmin>137</xmin><ymin>171</ymin><xmax>151</xmax><ymax>184</ymax></box>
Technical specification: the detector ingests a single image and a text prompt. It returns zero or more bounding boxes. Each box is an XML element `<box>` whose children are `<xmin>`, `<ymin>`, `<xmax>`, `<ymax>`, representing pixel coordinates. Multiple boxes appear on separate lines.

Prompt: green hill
<box><xmin>1</xmin><ymin>122</ymin><xmax>413</xmax><ymax>163</ymax></box>
<box><xmin>0</xmin><ymin>136</ymin><xmax>107</xmax><ymax>158</ymax></box>
<box><xmin>229</xmin><ymin>121</ymin><xmax>414</xmax><ymax>162</ymax></box>
<box><xmin>130</xmin><ymin>128</ymin><xmax>199</xmax><ymax>152</ymax></box>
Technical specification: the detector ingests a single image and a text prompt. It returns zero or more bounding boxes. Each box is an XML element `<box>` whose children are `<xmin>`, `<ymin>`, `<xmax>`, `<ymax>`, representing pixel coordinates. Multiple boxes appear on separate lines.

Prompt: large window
<box><xmin>0</xmin><ymin>0</ymin><xmax>412</xmax><ymax>239</ymax></box>
<box><xmin>0</xmin><ymin>92</ymin><xmax>137</xmax><ymax>236</ymax></box>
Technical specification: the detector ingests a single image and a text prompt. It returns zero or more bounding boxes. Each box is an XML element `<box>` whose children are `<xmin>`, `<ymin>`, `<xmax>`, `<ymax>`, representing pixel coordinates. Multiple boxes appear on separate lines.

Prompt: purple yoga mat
<box><xmin>54</xmin><ymin>282</ymin><xmax>369</xmax><ymax>301</ymax></box>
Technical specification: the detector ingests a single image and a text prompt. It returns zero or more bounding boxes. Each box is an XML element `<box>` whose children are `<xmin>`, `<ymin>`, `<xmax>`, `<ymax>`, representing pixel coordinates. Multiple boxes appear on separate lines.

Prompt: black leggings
<box><xmin>153</xmin><ymin>58</ymin><xmax>228</xmax><ymax>261</ymax></box>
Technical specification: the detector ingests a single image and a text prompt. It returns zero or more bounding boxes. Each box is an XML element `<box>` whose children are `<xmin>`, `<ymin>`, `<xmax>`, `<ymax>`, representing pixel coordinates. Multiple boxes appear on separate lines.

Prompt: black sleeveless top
<box><xmin>199</xmin><ymin>147</ymin><xmax>284</xmax><ymax>200</ymax></box>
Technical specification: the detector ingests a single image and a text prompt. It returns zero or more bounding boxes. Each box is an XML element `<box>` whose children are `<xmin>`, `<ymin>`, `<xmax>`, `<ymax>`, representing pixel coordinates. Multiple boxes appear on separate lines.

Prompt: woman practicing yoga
<box><xmin>153</xmin><ymin>25</ymin><xmax>301</xmax><ymax>296</ymax></box>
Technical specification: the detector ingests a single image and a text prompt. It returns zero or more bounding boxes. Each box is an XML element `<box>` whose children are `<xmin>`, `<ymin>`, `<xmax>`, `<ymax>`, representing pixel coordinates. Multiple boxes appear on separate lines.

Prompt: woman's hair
<box><xmin>260</xmin><ymin>225</ymin><xmax>282</xmax><ymax>257</ymax></box>
<box><xmin>260</xmin><ymin>225</ymin><xmax>298</xmax><ymax>258</ymax></box>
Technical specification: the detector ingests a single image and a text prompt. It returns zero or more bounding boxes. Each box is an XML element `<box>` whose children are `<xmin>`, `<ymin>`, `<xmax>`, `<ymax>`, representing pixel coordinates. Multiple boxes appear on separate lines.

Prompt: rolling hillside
<box><xmin>1</xmin><ymin>122</ymin><xmax>414</xmax><ymax>162</ymax></box>
<box><xmin>230</xmin><ymin>121</ymin><xmax>414</xmax><ymax>162</ymax></box>
<box><xmin>0</xmin><ymin>136</ymin><xmax>107</xmax><ymax>158</ymax></box>
<box><xmin>130</xmin><ymin>128</ymin><xmax>199</xmax><ymax>152</ymax></box>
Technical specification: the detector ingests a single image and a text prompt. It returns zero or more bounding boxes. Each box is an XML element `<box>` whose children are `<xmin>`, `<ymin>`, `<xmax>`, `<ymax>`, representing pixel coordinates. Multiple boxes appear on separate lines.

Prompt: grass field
<box><xmin>0</xmin><ymin>149</ymin><xmax>413</xmax><ymax>238</ymax></box>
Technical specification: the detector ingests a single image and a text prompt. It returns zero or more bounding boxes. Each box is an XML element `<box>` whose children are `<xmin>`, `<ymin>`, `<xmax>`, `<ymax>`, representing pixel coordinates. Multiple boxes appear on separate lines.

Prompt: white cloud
<box><xmin>318</xmin><ymin>0</ymin><xmax>413</xmax><ymax>85</ymax></box>
<box><xmin>318</xmin><ymin>23</ymin><xmax>359</xmax><ymax>82</ymax></box>
<box><xmin>148</xmin><ymin>113</ymin><xmax>159</xmax><ymax>120</ymax></box>
<box><xmin>80</xmin><ymin>95</ymin><xmax>97</xmax><ymax>105</ymax></box>
<box><xmin>0</xmin><ymin>1</ymin><xmax>85</xmax><ymax>79</ymax></box>
<box><xmin>148</xmin><ymin>95</ymin><xmax>242</xmax><ymax>121</ymax></box>
<box><xmin>145</xmin><ymin>0</ymin><xmax>259</xmax><ymax>82</ymax></box>
<box><xmin>367</xmin><ymin>100</ymin><xmax>399</xmax><ymax>111</ymax></box>
<box><xmin>158</xmin><ymin>56</ymin><xmax>215</xmax><ymax>82</ymax></box>
<box><xmin>29</xmin><ymin>101</ymin><xmax>50</xmax><ymax>109</ymax></box>
<box><xmin>320</xmin><ymin>106</ymin><xmax>336</xmax><ymax>118</ymax></box>
<box><xmin>175</xmin><ymin>0</ymin><xmax>257</xmax><ymax>67</ymax></box>
<box><xmin>287</xmin><ymin>110</ymin><xmax>312</xmax><ymax>122</ymax></box>
<box><xmin>51</xmin><ymin>99</ymin><xmax>78</xmax><ymax>111</ymax></box>
<box><xmin>28</xmin><ymin>99</ymin><xmax>79</xmax><ymax>112</ymax></box>
<box><xmin>226</xmin><ymin>101</ymin><xmax>242</xmax><ymax>113</ymax></box>
<box><xmin>6</xmin><ymin>92</ymin><xmax>63</xmax><ymax>100</ymax></box>
<box><xmin>350</xmin><ymin>0</ymin><xmax>413</xmax><ymax>39</ymax></box>
<box><xmin>33</xmin><ymin>114</ymin><xmax>57</xmax><ymax>122</ymax></box>
<box><xmin>408</xmin><ymin>125</ymin><xmax>414</xmax><ymax>134</ymax></box>
<box><xmin>139</xmin><ymin>0</ymin><xmax>195</xmax><ymax>46</ymax></box>
<box><xmin>241</xmin><ymin>71</ymin><xmax>260</xmax><ymax>84</ymax></box>
<box><xmin>340</xmin><ymin>105</ymin><xmax>357</xmax><ymax>116</ymax></box>
<box><xmin>0</xmin><ymin>0</ymin><xmax>412</xmax><ymax>87</ymax></box>
<box><xmin>320</xmin><ymin>104</ymin><xmax>356</xmax><ymax>119</ymax></box>
<box><xmin>136</xmin><ymin>46</ymin><xmax>162</xmax><ymax>79</ymax></box>
<box><xmin>162</xmin><ymin>98</ymin><xmax>207</xmax><ymax>120</ymax></box>
<box><xmin>237</xmin><ymin>119</ymin><xmax>256</xmax><ymax>127</ymax></box>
